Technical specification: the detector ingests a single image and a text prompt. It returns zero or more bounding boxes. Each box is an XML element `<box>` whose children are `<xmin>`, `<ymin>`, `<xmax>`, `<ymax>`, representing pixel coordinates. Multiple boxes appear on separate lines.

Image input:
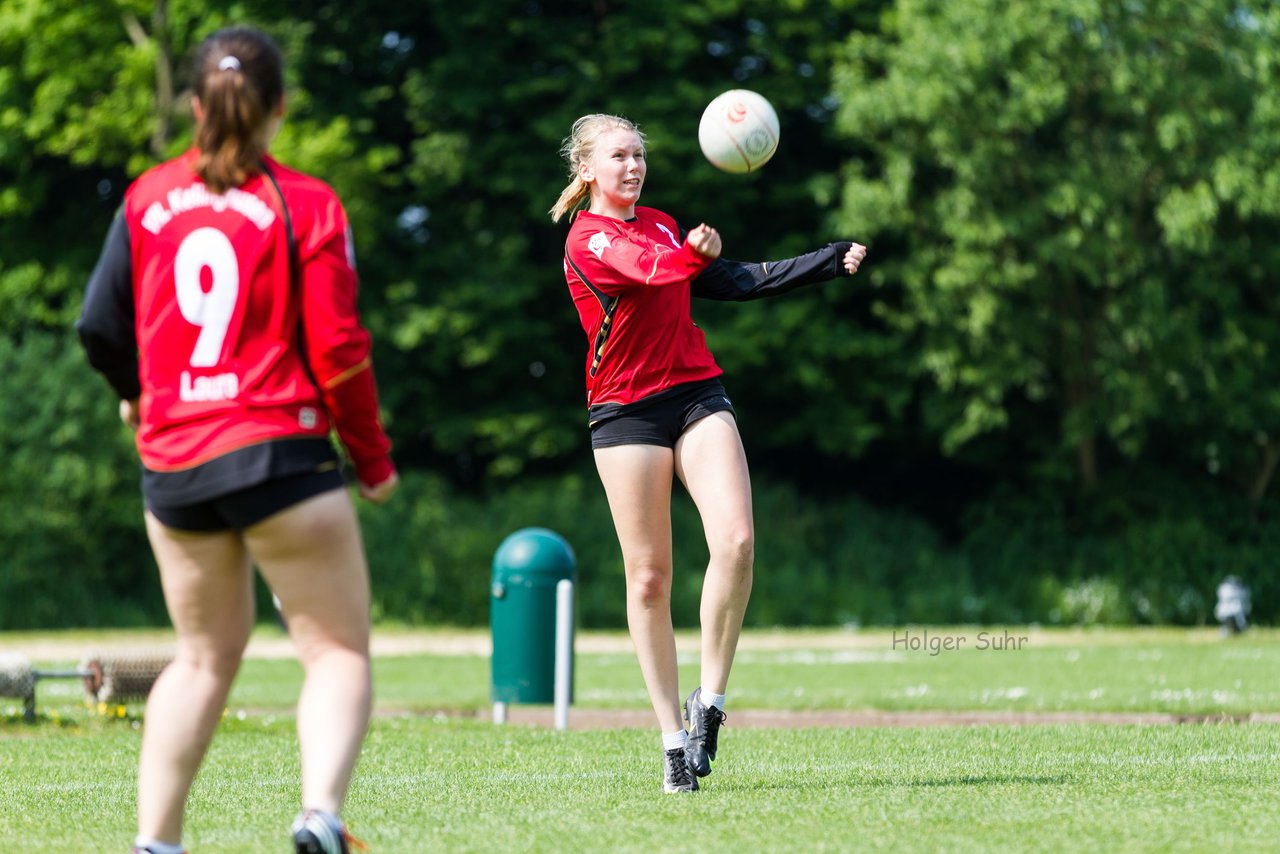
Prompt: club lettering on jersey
<box><xmin>588</xmin><ymin>231</ymin><xmax>610</xmax><ymax>259</ymax></box>
<box><xmin>140</xmin><ymin>184</ymin><xmax>277</xmax><ymax>235</ymax></box>
<box><xmin>180</xmin><ymin>370</ymin><xmax>240</xmax><ymax>402</ymax></box>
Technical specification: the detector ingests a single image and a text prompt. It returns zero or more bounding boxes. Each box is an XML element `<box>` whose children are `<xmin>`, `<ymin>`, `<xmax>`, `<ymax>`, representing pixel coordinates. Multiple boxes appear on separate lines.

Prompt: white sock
<box><xmin>662</xmin><ymin>729</ymin><xmax>689</xmax><ymax>751</ymax></box>
<box><xmin>308</xmin><ymin>808</ymin><xmax>343</xmax><ymax>827</ymax></box>
<box><xmin>297</xmin><ymin>808</ymin><xmax>345</xmax><ymax>834</ymax></box>
<box><xmin>701</xmin><ymin>688</ymin><xmax>727</xmax><ymax>710</ymax></box>
<box><xmin>133</xmin><ymin>838</ymin><xmax>185</xmax><ymax>854</ymax></box>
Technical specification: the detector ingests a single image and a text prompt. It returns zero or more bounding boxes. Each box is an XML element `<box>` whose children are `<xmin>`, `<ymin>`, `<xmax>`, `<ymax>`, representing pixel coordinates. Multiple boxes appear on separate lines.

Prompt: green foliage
<box><xmin>352</xmin><ymin>470</ymin><xmax>1278</xmax><ymax>629</ymax></box>
<box><xmin>2</xmin><ymin>432</ymin><xmax>1275</xmax><ymax>630</ymax></box>
<box><xmin>3</xmin><ymin>0</ymin><xmax>1279</xmax><ymax>628</ymax></box>
<box><xmin>0</xmin><ymin>332</ymin><xmax>160</xmax><ymax>628</ymax></box>
<box><xmin>834</xmin><ymin>0</ymin><xmax>1280</xmax><ymax>492</ymax></box>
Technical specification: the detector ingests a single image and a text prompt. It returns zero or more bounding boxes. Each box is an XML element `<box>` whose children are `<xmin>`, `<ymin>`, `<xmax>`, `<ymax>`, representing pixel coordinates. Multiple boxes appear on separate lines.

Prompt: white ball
<box><xmin>698</xmin><ymin>89</ymin><xmax>780</xmax><ymax>174</ymax></box>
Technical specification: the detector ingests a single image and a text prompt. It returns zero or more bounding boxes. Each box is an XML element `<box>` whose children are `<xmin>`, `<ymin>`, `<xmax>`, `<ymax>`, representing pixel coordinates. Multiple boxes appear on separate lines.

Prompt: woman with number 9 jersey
<box><xmin>77</xmin><ymin>26</ymin><xmax>393</xmax><ymax>854</ymax></box>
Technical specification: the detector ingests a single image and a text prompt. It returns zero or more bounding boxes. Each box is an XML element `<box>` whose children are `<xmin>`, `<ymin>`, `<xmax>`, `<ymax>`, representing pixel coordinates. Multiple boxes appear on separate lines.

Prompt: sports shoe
<box><xmin>684</xmin><ymin>688</ymin><xmax>727</xmax><ymax>778</ymax></box>
<box><xmin>663</xmin><ymin>747</ymin><xmax>699</xmax><ymax>793</ymax></box>
<box><xmin>130</xmin><ymin>847</ymin><xmax>187</xmax><ymax>854</ymax></box>
<box><xmin>291</xmin><ymin>809</ymin><xmax>367</xmax><ymax>853</ymax></box>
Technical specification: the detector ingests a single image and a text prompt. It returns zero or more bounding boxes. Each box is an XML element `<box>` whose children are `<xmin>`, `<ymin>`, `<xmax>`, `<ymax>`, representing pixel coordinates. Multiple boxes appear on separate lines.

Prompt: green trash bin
<box><xmin>490</xmin><ymin>528</ymin><xmax>577</xmax><ymax>705</ymax></box>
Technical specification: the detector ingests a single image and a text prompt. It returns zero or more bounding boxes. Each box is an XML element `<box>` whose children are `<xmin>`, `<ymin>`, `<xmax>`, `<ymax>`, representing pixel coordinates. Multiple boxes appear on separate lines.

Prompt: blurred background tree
<box><xmin>836</xmin><ymin>0</ymin><xmax>1280</xmax><ymax>510</ymax></box>
<box><xmin>1</xmin><ymin>0</ymin><xmax>1275</xmax><ymax>629</ymax></box>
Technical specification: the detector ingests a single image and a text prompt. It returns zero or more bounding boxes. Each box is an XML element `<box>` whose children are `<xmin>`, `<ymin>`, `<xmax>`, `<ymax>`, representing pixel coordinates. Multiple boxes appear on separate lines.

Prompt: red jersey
<box><xmin>78</xmin><ymin>150</ymin><xmax>393</xmax><ymax>487</ymax></box>
<box><xmin>564</xmin><ymin>207</ymin><xmax>719</xmax><ymax>406</ymax></box>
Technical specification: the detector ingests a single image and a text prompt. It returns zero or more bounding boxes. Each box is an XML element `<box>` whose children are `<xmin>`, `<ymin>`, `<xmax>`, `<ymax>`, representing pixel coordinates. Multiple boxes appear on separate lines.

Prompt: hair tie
<box><xmin>217</xmin><ymin>56</ymin><xmax>241</xmax><ymax>71</ymax></box>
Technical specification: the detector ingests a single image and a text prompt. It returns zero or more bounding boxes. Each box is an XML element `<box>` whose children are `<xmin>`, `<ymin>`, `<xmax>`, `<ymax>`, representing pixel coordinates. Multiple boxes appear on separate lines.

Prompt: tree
<box><xmin>834</xmin><ymin>0</ymin><xmax>1280</xmax><ymax>508</ymax></box>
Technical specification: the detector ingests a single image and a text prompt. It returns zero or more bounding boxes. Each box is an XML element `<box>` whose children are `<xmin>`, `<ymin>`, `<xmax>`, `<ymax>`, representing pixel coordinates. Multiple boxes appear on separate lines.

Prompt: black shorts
<box><xmin>147</xmin><ymin>469</ymin><xmax>345</xmax><ymax>532</ymax></box>
<box><xmin>144</xmin><ymin>438</ymin><xmax>345</xmax><ymax>532</ymax></box>
<box><xmin>589</xmin><ymin>378</ymin><xmax>736</xmax><ymax>449</ymax></box>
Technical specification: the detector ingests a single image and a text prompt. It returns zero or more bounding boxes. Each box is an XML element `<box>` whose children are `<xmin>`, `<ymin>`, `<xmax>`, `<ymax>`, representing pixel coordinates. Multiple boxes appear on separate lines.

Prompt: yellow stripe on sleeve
<box><xmin>322</xmin><ymin>357</ymin><xmax>372</xmax><ymax>390</ymax></box>
<box><xmin>645</xmin><ymin>256</ymin><xmax>662</xmax><ymax>285</ymax></box>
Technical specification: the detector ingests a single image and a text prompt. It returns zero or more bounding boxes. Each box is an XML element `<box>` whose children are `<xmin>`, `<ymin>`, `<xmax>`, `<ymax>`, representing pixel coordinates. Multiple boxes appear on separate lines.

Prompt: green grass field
<box><xmin>3</xmin><ymin>627</ymin><xmax>1280</xmax><ymax>852</ymax></box>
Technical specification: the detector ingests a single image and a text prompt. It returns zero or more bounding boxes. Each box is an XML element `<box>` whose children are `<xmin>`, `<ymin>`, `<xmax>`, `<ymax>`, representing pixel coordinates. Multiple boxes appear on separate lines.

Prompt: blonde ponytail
<box><xmin>550</xmin><ymin>176</ymin><xmax>591</xmax><ymax>223</ymax></box>
<box><xmin>549</xmin><ymin>114</ymin><xmax>645</xmax><ymax>223</ymax></box>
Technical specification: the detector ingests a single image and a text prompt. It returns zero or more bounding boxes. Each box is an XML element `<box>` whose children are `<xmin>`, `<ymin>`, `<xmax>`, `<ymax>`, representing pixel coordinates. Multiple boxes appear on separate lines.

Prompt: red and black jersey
<box><xmin>77</xmin><ymin>149</ymin><xmax>393</xmax><ymax>488</ymax></box>
<box><xmin>563</xmin><ymin>207</ymin><xmax>720</xmax><ymax>406</ymax></box>
<box><xmin>563</xmin><ymin>206</ymin><xmax>858</xmax><ymax>408</ymax></box>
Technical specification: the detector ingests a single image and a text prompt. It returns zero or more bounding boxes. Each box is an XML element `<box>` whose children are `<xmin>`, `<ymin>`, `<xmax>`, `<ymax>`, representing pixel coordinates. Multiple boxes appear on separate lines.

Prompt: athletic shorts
<box><xmin>143</xmin><ymin>438</ymin><xmax>344</xmax><ymax>532</ymax></box>
<box><xmin>588</xmin><ymin>378</ymin><xmax>736</xmax><ymax>449</ymax></box>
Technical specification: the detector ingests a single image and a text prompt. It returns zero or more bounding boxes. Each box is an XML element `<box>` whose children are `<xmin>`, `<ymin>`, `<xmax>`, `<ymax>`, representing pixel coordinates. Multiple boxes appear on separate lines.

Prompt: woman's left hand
<box><xmin>843</xmin><ymin>242</ymin><xmax>868</xmax><ymax>275</ymax></box>
<box><xmin>360</xmin><ymin>470</ymin><xmax>400</xmax><ymax>504</ymax></box>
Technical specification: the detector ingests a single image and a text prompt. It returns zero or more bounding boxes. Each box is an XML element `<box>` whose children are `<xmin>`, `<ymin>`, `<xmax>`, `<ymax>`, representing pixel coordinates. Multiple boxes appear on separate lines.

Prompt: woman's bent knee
<box><xmin>625</xmin><ymin>565</ymin><xmax>672</xmax><ymax>608</ymax></box>
<box><xmin>173</xmin><ymin>646</ymin><xmax>244</xmax><ymax>683</ymax></box>
<box><xmin>296</xmin><ymin>642</ymin><xmax>370</xmax><ymax>675</ymax></box>
<box><xmin>711</xmin><ymin>529</ymin><xmax>754</xmax><ymax>568</ymax></box>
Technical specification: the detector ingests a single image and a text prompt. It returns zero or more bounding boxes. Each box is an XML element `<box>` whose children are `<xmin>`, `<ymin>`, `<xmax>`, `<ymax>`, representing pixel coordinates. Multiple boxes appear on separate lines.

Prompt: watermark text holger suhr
<box><xmin>892</xmin><ymin>629</ymin><xmax>1029</xmax><ymax>655</ymax></box>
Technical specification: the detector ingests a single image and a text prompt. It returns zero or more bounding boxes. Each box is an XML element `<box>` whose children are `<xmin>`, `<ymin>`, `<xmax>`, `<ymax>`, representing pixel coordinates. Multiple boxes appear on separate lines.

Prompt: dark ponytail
<box><xmin>192</xmin><ymin>27</ymin><xmax>284</xmax><ymax>193</ymax></box>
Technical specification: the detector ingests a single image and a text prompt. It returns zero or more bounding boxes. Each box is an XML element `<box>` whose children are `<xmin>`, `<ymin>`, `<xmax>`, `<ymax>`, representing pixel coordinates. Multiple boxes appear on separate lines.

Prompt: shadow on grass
<box><xmin>868</xmin><ymin>774</ymin><xmax>1070</xmax><ymax>787</ymax></box>
<box><xmin>720</xmin><ymin>773</ymin><xmax>1070</xmax><ymax>794</ymax></box>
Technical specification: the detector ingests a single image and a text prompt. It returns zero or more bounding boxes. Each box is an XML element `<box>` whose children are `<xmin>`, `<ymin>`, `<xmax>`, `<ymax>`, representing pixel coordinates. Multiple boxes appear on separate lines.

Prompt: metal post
<box><xmin>493</xmin><ymin>701</ymin><xmax>507</xmax><ymax>724</ymax></box>
<box><xmin>553</xmin><ymin>578</ymin><xmax>574</xmax><ymax>731</ymax></box>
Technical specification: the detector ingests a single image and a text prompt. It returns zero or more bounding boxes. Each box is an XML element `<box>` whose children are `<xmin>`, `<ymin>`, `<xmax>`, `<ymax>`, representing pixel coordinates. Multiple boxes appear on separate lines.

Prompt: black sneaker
<box><xmin>291</xmin><ymin>809</ymin><xmax>365</xmax><ymax>853</ymax></box>
<box><xmin>663</xmin><ymin>747</ymin><xmax>699</xmax><ymax>793</ymax></box>
<box><xmin>683</xmin><ymin>688</ymin><xmax>727</xmax><ymax>778</ymax></box>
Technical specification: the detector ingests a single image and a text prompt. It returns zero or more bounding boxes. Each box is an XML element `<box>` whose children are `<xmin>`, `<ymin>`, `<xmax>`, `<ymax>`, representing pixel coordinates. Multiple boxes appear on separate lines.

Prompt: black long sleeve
<box><xmin>690</xmin><ymin>241</ymin><xmax>854</xmax><ymax>302</ymax></box>
<box><xmin>76</xmin><ymin>211</ymin><xmax>141</xmax><ymax>400</ymax></box>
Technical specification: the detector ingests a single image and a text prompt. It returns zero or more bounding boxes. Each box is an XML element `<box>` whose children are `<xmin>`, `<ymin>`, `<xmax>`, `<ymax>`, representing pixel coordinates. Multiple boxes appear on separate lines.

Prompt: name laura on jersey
<box><xmin>180</xmin><ymin>369</ymin><xmax>239</xmax><ymax>402</ymax></box>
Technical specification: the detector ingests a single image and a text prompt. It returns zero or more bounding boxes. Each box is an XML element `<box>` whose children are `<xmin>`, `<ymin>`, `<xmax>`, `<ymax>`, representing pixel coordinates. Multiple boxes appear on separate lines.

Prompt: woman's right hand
<box><xmin>686</xmin><ymin>223</ymin><xmax>722</xmax><ymax>260</ymax></box>
<box><xmin>119</xmin><ymin>397</ymin><xmax>140</xmax><ymax>431</ymax></box>
<box><xmin>360</xmin><ymin>470</ymin><xmax>399</xmax><ymax>504</ymax></box>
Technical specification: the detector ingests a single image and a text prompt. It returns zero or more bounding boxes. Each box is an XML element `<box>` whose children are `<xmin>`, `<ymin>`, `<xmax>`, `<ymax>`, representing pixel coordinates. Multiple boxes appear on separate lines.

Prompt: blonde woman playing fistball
<box><xmin>551</xmin><ymin>114</ymin><xmax>867</xmax><ymax>792</ymax></box>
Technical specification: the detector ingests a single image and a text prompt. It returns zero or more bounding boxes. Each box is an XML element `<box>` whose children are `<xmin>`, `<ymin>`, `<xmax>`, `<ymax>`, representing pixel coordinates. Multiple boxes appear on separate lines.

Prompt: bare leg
<box><xmin>675</xmin><ymin>412</ymin><xmax>754</xmax><ymax>697</ymax></box>
<box><xmin>137</xmin><ymin>514</ymin><xmax>255</xmax><ymax>845</ymax></box>
<box><xmin>593</xmin><ymin>444</ymin><xmax>685</xmax><ymax>734</ymax></box>
<box><xmin>246</xmin><ymin>488</ymin><xmax>371</xmax><ymax>816</ymax></box>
